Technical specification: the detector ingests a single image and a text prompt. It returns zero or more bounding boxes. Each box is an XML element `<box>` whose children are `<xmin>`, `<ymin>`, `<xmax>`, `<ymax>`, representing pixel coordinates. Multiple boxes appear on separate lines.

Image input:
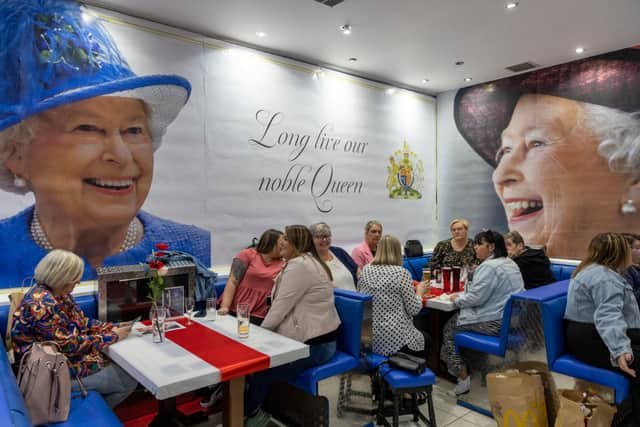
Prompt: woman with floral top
<box><xmin>428</xmin><ymin>218</ymin><xmax>477</xmax><ymax>270</ymax></box>
<box><xmin>12</xmin><ymin>250</ymin><xmax>137</xmax><ymax>408</ymax></box>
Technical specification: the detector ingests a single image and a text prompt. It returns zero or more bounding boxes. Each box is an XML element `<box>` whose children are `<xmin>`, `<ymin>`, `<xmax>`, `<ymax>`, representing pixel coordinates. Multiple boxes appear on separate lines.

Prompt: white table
<box><xmin>425</xmin><ymin>295</ymin><xmax>457</xmax><ymax>312</ymax></box>
<box><xmin>107</xmin><ymin>314</ymin><xmax>308</xmax><ymax>426</ymax></box>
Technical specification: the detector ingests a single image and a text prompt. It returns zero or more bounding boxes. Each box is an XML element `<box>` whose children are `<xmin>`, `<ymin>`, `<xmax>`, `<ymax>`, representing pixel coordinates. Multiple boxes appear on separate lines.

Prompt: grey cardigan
<box><xmin>455</xmin><ymin>256</ymin><xmax>524</xmax><ymax>326</ymax></box>
<box><xmin>262</xmin><ymin>254</ymin><xmax>341</xmax><ymax>343</ymax></box>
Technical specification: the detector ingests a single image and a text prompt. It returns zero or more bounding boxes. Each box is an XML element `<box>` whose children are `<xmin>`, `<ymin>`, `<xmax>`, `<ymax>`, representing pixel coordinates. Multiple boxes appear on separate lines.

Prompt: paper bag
<box><xmin>554</xmin><ymin>389</ymin><xmax>616</xmax><ymax>427</ymax></box>
<box><xmin>506</xmin><ymin>361</ymin><xmax>559</xmax><ymax>425</ymax></box>
<box><xmin>487</xmin><ymin>369</ymin><xmax>548</xmax><ymax>427</ymax></box>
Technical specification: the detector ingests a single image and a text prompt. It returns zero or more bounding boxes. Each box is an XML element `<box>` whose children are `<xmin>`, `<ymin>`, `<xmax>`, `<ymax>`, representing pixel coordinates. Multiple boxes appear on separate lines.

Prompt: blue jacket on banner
<box><xmin>0</xmin><ymin>206</ymin><xmax>211</xmax><ymax>289</ymax></box>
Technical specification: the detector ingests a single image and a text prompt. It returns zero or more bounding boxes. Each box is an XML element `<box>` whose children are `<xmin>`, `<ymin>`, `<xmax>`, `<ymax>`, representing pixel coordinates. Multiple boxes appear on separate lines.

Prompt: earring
<box><xmin>621</xmin><ymin>199</ymin><xmax>638</xmax><ymax>215</ymax></box>
<box><xmin>13</xmin><ymin>174</ymin><xmax>26</xmax><ymax>188</ymax></box>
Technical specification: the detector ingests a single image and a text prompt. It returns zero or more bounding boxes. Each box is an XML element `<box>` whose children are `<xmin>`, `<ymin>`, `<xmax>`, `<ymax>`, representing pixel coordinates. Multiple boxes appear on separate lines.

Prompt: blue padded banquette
<box><xmin>541</xmin><ymin>295</ymin><xmax>630</xmax><ymax>405</ymax></box>
<box><xmin>290</xmin><ymin>288</ymin><xmax>372</xmax><ymax>395</ymax></box>
<box><xmin>402</xmin><ymin>255</ymin><xmax>432</xmax><ymax>282</ymax></box>
<box><xmin>550</xmin><ymin>263</ymin><xmax>576</xmax><ymax>282</ymax></box>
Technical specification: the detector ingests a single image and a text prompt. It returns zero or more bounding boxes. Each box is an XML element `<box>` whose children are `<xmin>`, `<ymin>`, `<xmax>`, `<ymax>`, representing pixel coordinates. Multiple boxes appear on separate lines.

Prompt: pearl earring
<box><xmin>621</xmin><ymin>199</ymin><xmax>638</xmax><ymax>215</ymax></box>
<box><xmin>13</xmin><ymin>175</ymin><xmax>26</xmax><ymax>188</ymax></box>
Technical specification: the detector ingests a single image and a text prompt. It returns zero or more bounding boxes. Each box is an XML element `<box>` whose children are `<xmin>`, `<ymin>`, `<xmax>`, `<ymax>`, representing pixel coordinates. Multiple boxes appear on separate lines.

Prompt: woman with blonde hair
<box><xmin>12</xmin><ymin>250</ymin><xmax>137</xmax><ymax>408</ymax></box>
<box><xmin>565</xmin><ymin>232</ymin><xmax>640</xmax><ymax>424</ymax></box>
<box><xmin>428</xmin><ymin>218</ymin><xmax>476</xmax><ymax>270</ymax></box>
<box><xmin>351</xmin><ymin>220</ymin><xmax>383</xmax><ymax>272</ymax></box>
<box><xmin>358</xmin><ymin>235</ymin><xmax>430</xmax><ymax>359</ymax></box>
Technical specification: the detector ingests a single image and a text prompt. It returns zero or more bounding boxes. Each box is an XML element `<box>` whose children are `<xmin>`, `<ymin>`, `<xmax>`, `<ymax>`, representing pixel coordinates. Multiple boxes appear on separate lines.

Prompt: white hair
<box><xmin>34</xmin><ymin>249</ymin><xmax>84</xmax><ymax>292</ymax></box>
<box><xmin>583</xmin><ymin>103</ymin><xmax>640</xmax><ymax>181</ymax></box>
<box><xmin>0</xmin><ymin>117</ymin><xmax>39</xmax><ymax>195</ymax></box>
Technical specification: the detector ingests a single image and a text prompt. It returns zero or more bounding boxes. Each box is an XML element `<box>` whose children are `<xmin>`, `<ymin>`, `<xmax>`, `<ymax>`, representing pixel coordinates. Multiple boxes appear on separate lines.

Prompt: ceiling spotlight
<box><xmin>464</xmin><ymin>77</ymin><xmax>473</xmax><ymax>82</ymax></box>
<box><xmin>256</xmin><ymin>31</ymin><xmax>267</xmax><ymax>38</ymax></box>
<box><xmin>455</xmin><ymin>61</ymin><xmax>465</xmax><ymax>66</ymax></box>
<box><xmin>575</xmin><ymin>46</ymin><xmax>585</xmax><ymax>54</ymax></box>
<box><xmin>505</xmin><ymin>2</ymin><xmax>519</xmax><ymax>9</ymax></box>
<box><xmin>340</xmin><ymin>24</ymin><xmax>352</xmax><ymax>35</ymax></box>
<box><xmin>386</xmin><ymin>88</ymin><xmax>397</xmax><ymax>95</ymax></box>
<box><xmin>313</xmin><ymin>69</ymin><xmax>325</xmax><ymax>79</ymax></box>
<box><xmin>348</xmin><ymin>57</ymin><xmax>358</xmax><ymax>62</ymax></box>
<box><xmin>421</xmin><ymin>78</ymin><xmax>430</xmax><ymax>84</ymax></box>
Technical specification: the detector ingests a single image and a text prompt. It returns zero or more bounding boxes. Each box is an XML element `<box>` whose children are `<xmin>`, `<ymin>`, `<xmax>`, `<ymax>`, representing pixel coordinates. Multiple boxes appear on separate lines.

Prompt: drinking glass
<box><xmin>452</xmin><ymin>266</ymin><xmax>461</xmax><ymax>292</ymax></box>
<box><xmin>185</xmin><ymin>297</ymin><xmax>195</xmax><ymax>325</ymax></box>
<box><xmin>237</xmin><ymin>303</ymin><xmax>250</xmax><ymax>339</ymax></box>
<box><xmin>442</xmin><ymin>266</ymin><xmax>452</xmax><ymax>293</ymax></box>
<box><xmin>206</xmin><ymin>297</ymin><xmax>217</xmax><ymax>321</ymax></box>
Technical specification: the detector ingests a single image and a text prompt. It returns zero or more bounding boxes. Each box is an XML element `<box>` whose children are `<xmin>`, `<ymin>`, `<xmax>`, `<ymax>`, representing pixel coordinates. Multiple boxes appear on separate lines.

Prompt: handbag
<box><xmin>387</xmin><ymin>351</ymin><xmax>426</xmax><ymax>375</ymax></box>
<box><xmin>404</xmin><ymin>240</ymin><xmax>423</xmax><ymax>258</ymax></box>
<box><xmin>17</xmin><ymin>341</ymin><xmax>86</xmax><ymax>425</ymax></box>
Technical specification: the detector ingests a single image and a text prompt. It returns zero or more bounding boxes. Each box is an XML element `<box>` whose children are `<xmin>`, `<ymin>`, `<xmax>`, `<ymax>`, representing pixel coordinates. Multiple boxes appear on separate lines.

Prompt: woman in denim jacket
<box><xmin>441</xmin><ymin>230</ymin><xmax>525</xmax><ymax>395</ymax></box>
<box><xmin>565</xmin><ymin>232</ymin><xmax>640</xmax><ymax>424</ymax></box>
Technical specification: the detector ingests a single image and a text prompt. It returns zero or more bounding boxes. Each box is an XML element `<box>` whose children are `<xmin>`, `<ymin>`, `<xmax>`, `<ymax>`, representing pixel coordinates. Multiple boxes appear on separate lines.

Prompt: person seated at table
<box><xmin>218</xmin><ymin>229</ymin><xmax>284</xmax><ymax>325</ymax></box>
<box><xmin>504</xmin><ymin>230</ymin><xmax>555</xmax><ymax>289</ymax></box>
<box><xmin>441</xmin><ymin>230</ymin><xmax>524</xmax><ymax>396</ymax></box>
<box><xmin>11</xmin><ymin>250</ymin><xmax>137</xmax><ymax>408</ymax></box>
<box><xmin>351</xmin><ymin>220</ymin><xmax>383</xmax><ymax>273</ymax></box>
<box><xmin>623</xmin><ymin>233</ymin><xmax>640</xmax><ymax>305</ymax></box>
<box><xmin>428</xmin><ymin>218</ymin><xmax>476</xmax><ymax>270</ymax></box>
<box><xmin>244</xmin><ymin>225</ymin><xmax>340</xmax><ymax>427</ymax></box>
<box><xmin>564</xmin><ymin>232</ymin><xmax>640</xmax><ymax>425</ymax></box>
<box><xmin>310</xmin><ymin>222</ymin><xmax>357</xmax><ymax>291</ymax></box>
<box><xmin>359</xmin><ymin>235</ymin><xmax>430</xmax><ymax>358</ymax></box>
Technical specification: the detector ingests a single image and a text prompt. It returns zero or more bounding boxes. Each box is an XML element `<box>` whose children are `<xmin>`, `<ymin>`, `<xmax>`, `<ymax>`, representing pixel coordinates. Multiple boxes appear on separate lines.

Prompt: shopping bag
<box><xmin>554</xmin><ymin>389</ymin><xmax>616</xmax><ymax>427</ymax></box>
<box><xmin>487</xmin><ymin>369</ymin><xmax>548</xmax><ymax>427</ymax></box>
<box><xmin>506</xmin><ymin>361</ymin><xmax>559</xmax><ymax>426</ymax></box>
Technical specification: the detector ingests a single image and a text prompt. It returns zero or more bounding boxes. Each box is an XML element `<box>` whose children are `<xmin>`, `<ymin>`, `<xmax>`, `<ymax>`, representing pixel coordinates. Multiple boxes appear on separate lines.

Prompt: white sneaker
<box><xmin>200</xmin><ymin>384</ymin><xmax>223</xmax><ymax>408</ymax></box>
<box><xmin>454</xmin><ymin>376</ymin><xmax>471</xmax><ymax>396</ymax></box>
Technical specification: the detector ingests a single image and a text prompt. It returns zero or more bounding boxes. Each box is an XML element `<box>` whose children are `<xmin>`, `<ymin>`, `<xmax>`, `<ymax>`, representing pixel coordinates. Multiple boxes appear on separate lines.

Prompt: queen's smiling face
<box><xmin>6</xmin><ymin>96</ymin><xmax>153</xmax><ymax>229</ymax></box>
<box><xmin>492</xmin><ymin>94</ymin><xmax>628</xmax><ymax>258</ymax></box>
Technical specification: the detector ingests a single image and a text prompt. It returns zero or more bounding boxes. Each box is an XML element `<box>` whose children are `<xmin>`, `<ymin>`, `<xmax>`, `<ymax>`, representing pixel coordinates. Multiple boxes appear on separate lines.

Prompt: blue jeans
<box><xmin>245</xmin><ymin>340</ymin><xmax>336</xmax><ymax>416</ymax></box>
<box><xmin>71</xmin><ymin>363</ymin><xmax>138</xmax><ymax>408</ymax></box>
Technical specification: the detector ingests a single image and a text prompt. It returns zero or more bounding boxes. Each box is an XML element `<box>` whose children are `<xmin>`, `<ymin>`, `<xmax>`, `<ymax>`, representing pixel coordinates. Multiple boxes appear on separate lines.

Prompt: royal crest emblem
<box><xmin>387</xmin><ymin>141</ymin><xmax>424</xmax><ymax>199</ymax></box>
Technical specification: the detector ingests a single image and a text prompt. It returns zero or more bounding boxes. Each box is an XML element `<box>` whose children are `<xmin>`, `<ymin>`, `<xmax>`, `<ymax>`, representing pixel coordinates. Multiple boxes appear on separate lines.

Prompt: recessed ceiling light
<box><xmin>256</xmin><ymin>31</ymin><xmax>267</xmax><ymax>38</ymax></box>
<box><xmin>455</xmin><ymin>61</ymin><xmax>465</xmax><ymax>66</ymax></box>
<box><xmin>340</xmin><ymin>24</ymin><xmax>352</xmax><ymax>35</ymax></box>
<box><xmin>464</xmin><ymin>77</ymin><xmax>473</xmax><ymax>82</ymax></box>
<box><xmin>505</xmin><ymin>2</ymin><xmax>519</xmax><ymax>9</ymax></box>
<box><xmin>421</xmin><ymin>78</ymin><xmax>430</xmax><ymax>84</ymax></box>
<box><xmin>386</xmin><ymin>88</ymin><xmax>397</xmax><ymax>95</ymax></box>
<box><xmin>348</xmin><ymin>57</ymin><xmax>358</xmax><ymax>62</ymax></box>
<box><xmin>575</xmin><ymin>46</ymin><xmax>585</xmax><ymax>54</ymax></box>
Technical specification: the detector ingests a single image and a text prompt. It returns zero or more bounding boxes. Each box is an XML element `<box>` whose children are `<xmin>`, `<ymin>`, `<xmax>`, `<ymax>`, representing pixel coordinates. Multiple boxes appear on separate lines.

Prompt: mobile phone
<box><xmin>121</xmin><ymin>315</ymin><xmax>142</xmax><ymax>327</ymax></box>
<box><xmin>130</xmin><ymin>315</ymin><xmax>142</xmax><ymax>324</ymax></box>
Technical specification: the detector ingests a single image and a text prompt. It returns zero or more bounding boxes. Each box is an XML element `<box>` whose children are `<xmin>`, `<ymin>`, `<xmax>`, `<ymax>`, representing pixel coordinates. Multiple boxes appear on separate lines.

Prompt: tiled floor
<box><xmin>195</xmin><ymin>373</ymin><xmax>497</xmax><ymax>426</ymax></box>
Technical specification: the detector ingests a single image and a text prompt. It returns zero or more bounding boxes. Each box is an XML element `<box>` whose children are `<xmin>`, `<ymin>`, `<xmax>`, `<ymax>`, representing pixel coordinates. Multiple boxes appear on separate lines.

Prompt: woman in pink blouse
<box><xmin>351</xmin><ymin>220</ymin><xmax>383</xmax><ymax>273</ymax></box>
<box><xmin>12</xmin><ymin>250</ymin><xmax>137</xmax><ymax>408</ymax></box>
<box><xmin>218</xmin><ymin>229</ymin><xmax>284</xmax><ymax>325</ymax></box>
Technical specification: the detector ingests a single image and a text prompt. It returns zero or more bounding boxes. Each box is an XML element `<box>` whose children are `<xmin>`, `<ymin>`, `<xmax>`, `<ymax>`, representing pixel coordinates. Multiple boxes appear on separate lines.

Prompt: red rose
<box><xmin>155</xmin><ymin>243</ymin><xmax>169</xmax><ymax>251</ymax></box>
<box><xmin>155</xmin><ymin>252</ymin><xmax>168</xmax><ymax>257</ymax></box>
<box><xmin>149</xmin><ymin>260</ymin><xmax>161</xmax><ymax>270</ymax></box>
<box><xmin>156</xmin><ymin>260</ymin><xmax>165</xmax><ymax>269</ymax></box>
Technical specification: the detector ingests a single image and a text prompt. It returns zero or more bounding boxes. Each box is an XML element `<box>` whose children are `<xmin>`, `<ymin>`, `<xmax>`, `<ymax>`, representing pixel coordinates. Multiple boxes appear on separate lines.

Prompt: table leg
<box><xmin>223</xmin><ymin>377</ymin><xmax>245</xmax><ymax>427</ymax></box>
<box><xmin>149</xmin><ymin>395</ymin><xmax>208</xmax><ymax>427</ymax></box>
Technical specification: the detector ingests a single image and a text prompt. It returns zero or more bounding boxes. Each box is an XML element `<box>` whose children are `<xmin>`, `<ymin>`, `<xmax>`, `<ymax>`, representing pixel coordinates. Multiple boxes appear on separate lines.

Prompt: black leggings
<box><xmin>565</xmin><ymin>320</ymin><xmax>640</xmax><ymax>426</ymax></box>
<box><xmin>399</xmin><ymin>331</ymin><xmax>432</xmax><ymax>360</ymax></box>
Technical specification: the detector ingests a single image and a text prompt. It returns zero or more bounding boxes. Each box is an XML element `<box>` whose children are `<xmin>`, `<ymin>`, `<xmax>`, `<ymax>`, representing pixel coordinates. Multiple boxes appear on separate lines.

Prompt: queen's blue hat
<box><xmin>0</xmin><ymin>0</ymin><xmax>191</xmax><ymax>147</ymax></box>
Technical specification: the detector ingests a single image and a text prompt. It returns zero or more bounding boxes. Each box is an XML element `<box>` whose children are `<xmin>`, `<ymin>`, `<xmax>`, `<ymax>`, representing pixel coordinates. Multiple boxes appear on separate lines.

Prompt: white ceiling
<box><xmin>86</xmin><ymin>0</ymin><xmax>640</xmax><ymax>95</ymax></box>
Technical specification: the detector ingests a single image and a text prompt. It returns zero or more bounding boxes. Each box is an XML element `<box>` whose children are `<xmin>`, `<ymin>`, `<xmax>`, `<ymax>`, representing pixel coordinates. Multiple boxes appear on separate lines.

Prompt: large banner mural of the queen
<box><xmin>0</xmin><ymin>0</ymin><xmax>210</xmax><ymax>286</ymax></box>
<box><xmin>450</xmin><ymin>47</ymin><xmax>640</xmax><ymax>259</ymax></box>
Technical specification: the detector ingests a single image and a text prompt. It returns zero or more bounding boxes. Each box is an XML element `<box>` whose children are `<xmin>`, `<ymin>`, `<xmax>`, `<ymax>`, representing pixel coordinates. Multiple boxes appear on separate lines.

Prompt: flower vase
<box><xmin>150</xmin><ymin>305</ymin><xmax>168</xmax><ymax>343</ymax></box>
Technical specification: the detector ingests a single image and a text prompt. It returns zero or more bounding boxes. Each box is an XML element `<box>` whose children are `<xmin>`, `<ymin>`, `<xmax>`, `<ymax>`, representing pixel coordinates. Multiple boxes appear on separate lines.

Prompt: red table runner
<box><xmin>163</xmin><ymin>318</ymin><xmax>270</xmax><ymax>381</ymax></box>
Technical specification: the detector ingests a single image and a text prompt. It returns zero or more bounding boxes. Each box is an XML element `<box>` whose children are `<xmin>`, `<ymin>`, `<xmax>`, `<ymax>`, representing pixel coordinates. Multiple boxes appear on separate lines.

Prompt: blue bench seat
<box><xmin>53</xmin><ymin>391</ymin><xmax>123</xmax><ymax>427</ymax></box>
<box><xmin>511</xmin><ymin>279</ymin><xmax>569</xmax><ymax>303</ymax></box>
<box><xmin>454</xmin><ymin>297</ymin><xmax>517</xmax><ymax>357</ymax></box>
<box><xmin>550</xmin><ymin>263</ymin><xmax>576</xmax><ymax>282</ymax></box>
<box><xmin>541</xmin><ymin>296</ymin><xmax>630</xmax><ymax>405</ymax></box>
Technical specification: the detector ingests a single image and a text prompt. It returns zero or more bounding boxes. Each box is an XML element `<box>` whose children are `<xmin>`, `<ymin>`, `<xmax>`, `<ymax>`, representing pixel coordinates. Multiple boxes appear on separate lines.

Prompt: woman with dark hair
<box><xmin>218</xmin><ymin>229</ymin><xmax>284</xmax><ymax>325</ymax></box>
<box><xmin>440</xmin><ymin>230</ymin><xmax>524</xmax><ymax>395</ymax></box>
<box><xmin>565</xmin><ymin>233</ymin><xmax>640</xmax><ymax>424</ymax></box>
<box><xmin>504</xmin><ymin>230</ymin><xmax>555</xmax><ymax>289</ymax></box>
<box><xmin>623</xmin><ymin>233</ymin><xmax>640</xmax><ymax>305</ymax></box>
<box><xmin>244</xmin><ymin>225</ymin><xmax>340</xmax><ymax>426</ymax></box>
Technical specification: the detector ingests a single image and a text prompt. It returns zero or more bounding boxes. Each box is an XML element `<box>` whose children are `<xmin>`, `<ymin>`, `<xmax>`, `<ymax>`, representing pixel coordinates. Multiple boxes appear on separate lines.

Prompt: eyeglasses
<box><xmin>313</xmin><ymin>235</ymin><xmax>331</xmax><ymax>240</ymax></box>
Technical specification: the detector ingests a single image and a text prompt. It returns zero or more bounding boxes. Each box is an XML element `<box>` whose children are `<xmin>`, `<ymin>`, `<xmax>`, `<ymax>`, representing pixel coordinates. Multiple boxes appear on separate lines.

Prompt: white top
<box><xmin>327</xmin><ymin>255</ymin><xmax>356</xmax><ymax>291</ymax></box>
<box><xmin>106</xmin><ymin>315</ymin><xmax>309</xmax><ymax>400</ymax></box>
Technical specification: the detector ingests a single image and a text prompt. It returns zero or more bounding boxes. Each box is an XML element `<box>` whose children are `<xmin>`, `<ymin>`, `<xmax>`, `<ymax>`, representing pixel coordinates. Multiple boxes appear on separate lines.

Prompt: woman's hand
<box><xmin>217</xmin><ymin>307</ymin><xmax>230</xmax><ymax>315</ymax></box>
<box><xmin>449</xmin><ymin>293</ymin><xmax>460</xmax><ymax>303</ymax></box>
<box><xmin>416</xmin><ymin>281</ymin><xmax>429</xmax><ymax>296</ymax></box>
<box><xmin>113</xmin><ymin>325</ymin><xmax>132</xmax><ymax>341</ymax></box>
<box><xmin>618</xmin><ymin>353</ymin><xmax>636</xmax><ymax>377</ymax></box>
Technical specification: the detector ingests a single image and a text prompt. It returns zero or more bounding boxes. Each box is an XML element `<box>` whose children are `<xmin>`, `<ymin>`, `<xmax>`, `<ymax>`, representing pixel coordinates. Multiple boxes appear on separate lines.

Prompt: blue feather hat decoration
<box><xmin>0</xmin><ymin>0</ymin><xmax>191</xmax><ymax>146</ymax></box>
